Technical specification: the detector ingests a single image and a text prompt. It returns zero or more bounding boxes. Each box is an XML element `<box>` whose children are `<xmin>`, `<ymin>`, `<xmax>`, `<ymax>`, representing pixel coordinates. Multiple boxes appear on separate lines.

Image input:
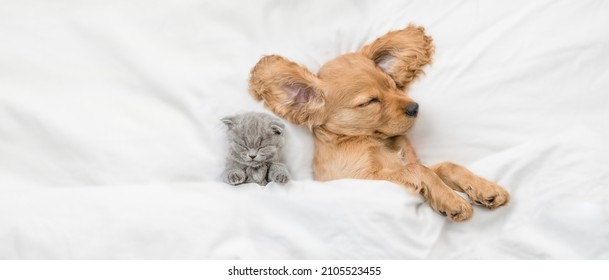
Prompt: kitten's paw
<box><xmin>225</xmin><ymin>170</ymin><xmax>246</xmax><ymax>185</ymax></box>
<box><xmin>269</xmin><ymin>169</ymin><xmax>290</xmax><ymax>184</ymax></box>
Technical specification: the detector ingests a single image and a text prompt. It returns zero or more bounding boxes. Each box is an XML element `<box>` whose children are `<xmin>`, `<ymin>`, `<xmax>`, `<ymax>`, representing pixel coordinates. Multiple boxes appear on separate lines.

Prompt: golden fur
<box><xmin>248</xmin><ymin>24</ymin><xmax>509</xmax><ymax>222</ymax></box>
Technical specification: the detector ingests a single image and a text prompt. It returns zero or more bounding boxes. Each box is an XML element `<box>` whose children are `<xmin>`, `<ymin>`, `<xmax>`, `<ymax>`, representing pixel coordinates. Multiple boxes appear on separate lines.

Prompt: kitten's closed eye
<box><xmin>231</xmin><ymin>142</ymin><xmax>247</xmax><ymax>151</ymax></box>
<box><xmin>258</xmin><ymin>146</ymin><xmax>277</xmax><ymax>154</ymax></box>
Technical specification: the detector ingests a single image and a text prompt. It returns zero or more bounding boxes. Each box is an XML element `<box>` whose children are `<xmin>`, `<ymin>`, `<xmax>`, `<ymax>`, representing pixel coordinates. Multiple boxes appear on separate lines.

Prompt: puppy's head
<box><xmin>249</xmin><ymin>25</ymin><xmax>434</xmax><ymax>138</ymax></box>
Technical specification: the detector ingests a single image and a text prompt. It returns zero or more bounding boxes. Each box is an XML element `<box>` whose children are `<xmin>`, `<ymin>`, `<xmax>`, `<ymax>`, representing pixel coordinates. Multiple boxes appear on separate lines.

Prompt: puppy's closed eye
<box><xmin>358</xmin><ymin>97</ymin><xmax>381</xmax><ymax>107</ymax></box>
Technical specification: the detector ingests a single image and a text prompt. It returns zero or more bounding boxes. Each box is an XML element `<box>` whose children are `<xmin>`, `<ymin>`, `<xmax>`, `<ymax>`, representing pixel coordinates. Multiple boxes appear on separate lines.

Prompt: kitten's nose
<box><xmin>405</xmin><ymin>102</ymin><xmax>419</xmax><ymax>117</ymax></box>
<box><xmin>249</xmin><ymin>154</ymin><xmax>256</xmax><ymax>159</ymax></box>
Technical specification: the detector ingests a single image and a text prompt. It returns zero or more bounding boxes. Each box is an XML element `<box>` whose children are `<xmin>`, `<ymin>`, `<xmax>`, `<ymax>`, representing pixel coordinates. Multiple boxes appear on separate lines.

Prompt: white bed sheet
<box><xmin>1</xmin><ymin>0</ymin><xmax>608</xmax><ymax>259</ymax></box>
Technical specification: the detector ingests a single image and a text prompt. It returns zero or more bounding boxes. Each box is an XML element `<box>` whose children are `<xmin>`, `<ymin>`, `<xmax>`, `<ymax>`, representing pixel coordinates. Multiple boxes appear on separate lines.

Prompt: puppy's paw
<box><xmin>269</xmin><ymin>169</ymin><xmax>290</xmax><ymax>184</ymax></box>
<box><xmin>432</xmin><ymin>195</ymin><xmax>473</xmax><ymax>222</ymax></box>
<box><xmin>467</xmin><ymin>181</ymin><xmax>510</xmax><ymax>209</ymax></box>
<box><xmin>225</xmin><ymin>169</ymin><xmax>246</xmax><ymax>185</ymax></box>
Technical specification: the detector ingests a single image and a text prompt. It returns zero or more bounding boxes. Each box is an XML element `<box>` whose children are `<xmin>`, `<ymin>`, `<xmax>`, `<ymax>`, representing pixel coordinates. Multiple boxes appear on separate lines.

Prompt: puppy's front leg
<box><xmin>373</xmin><ymin>164</ymin><xmax>473</xmax><ymax>222</ymax></box>
<box><xmin>432</xmin><ymin>162</ymin><xmax>510</xmax><ymax>209</ymax></box>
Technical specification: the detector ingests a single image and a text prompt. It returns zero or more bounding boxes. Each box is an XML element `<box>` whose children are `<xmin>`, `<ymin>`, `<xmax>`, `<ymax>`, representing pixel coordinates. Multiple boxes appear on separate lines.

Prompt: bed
<box><xmin>1</xmin><ymin>0</ymin><xmax>608</xmax><ymax>259</ymax></box>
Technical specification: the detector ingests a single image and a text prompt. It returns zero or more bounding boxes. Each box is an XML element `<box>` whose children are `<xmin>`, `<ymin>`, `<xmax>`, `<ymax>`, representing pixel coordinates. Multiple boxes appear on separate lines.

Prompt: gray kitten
<box><xmin>221</xmin><ymin>112</ymin><xmax>290</xmax><ymax>186</ymax></box>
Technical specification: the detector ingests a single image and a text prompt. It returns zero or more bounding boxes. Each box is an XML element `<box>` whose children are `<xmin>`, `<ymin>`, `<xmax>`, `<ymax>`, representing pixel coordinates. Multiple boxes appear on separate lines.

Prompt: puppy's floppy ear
<box><xmin>249</xmin><ymin>55</ymin><xmax>324</xmax><ymax>129</ymax></box>
<box><xmin>359</xmin><ymin>24</ymin><xmax>435</xmax><ymax>91</ymax></box>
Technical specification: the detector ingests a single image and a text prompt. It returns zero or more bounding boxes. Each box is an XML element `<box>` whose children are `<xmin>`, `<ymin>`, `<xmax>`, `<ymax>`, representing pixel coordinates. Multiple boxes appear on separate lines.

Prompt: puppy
<box><xmin>248</xmin><ymin>24</ymin><xmax>509</xmax><ymax>221</ymax></box>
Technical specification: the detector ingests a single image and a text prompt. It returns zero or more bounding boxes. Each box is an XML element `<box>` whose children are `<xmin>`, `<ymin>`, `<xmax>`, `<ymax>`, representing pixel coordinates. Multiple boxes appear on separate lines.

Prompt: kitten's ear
<box><xmin>270</xmin><ymin>121</ymin><xmax>285</xmax><ymax>135</ymax></box>
<box><xmin>358</xmin><ymin>24</ymin><xmax>434</xmax><ymax>91</ymax></box>
<box><xmin>221</xmin><ymin>116</ymin><xmax>236</xmax><ymax>129</ymax></box>
<box><xmin>249</xmin><ymin>55</ymin><xmax>325</xmax><ymax>129</ymax></box>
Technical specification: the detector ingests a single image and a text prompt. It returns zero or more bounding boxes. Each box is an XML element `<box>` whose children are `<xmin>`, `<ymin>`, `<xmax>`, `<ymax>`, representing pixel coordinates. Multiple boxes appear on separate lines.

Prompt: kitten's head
<box><xmin>221</xmin><ymin>112</ymin><xmax>286</xmax><ymax>167</ymax></box>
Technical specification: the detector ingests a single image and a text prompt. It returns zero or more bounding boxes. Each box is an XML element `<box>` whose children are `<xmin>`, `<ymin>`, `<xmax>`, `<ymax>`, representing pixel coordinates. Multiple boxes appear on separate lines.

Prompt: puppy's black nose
<box><xmin>405</xmin><ymin>103</ymin><xmax>419</xmax><ymax>117</ymax></box>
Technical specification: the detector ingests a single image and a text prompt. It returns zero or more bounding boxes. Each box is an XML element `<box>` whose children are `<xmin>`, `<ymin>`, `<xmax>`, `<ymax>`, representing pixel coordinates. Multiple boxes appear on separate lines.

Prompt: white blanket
<box><xmin>1</xmin><ymin>0</ymin><xmax>608</xmax><ymax>259</ymax></box>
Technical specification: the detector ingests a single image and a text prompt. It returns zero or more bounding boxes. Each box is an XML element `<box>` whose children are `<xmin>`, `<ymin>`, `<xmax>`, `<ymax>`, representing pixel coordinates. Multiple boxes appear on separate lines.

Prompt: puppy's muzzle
<box><xmin>405</xmin><ymin>102</ymin><xmax>419</xmax><ymax>117</ymax></box>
